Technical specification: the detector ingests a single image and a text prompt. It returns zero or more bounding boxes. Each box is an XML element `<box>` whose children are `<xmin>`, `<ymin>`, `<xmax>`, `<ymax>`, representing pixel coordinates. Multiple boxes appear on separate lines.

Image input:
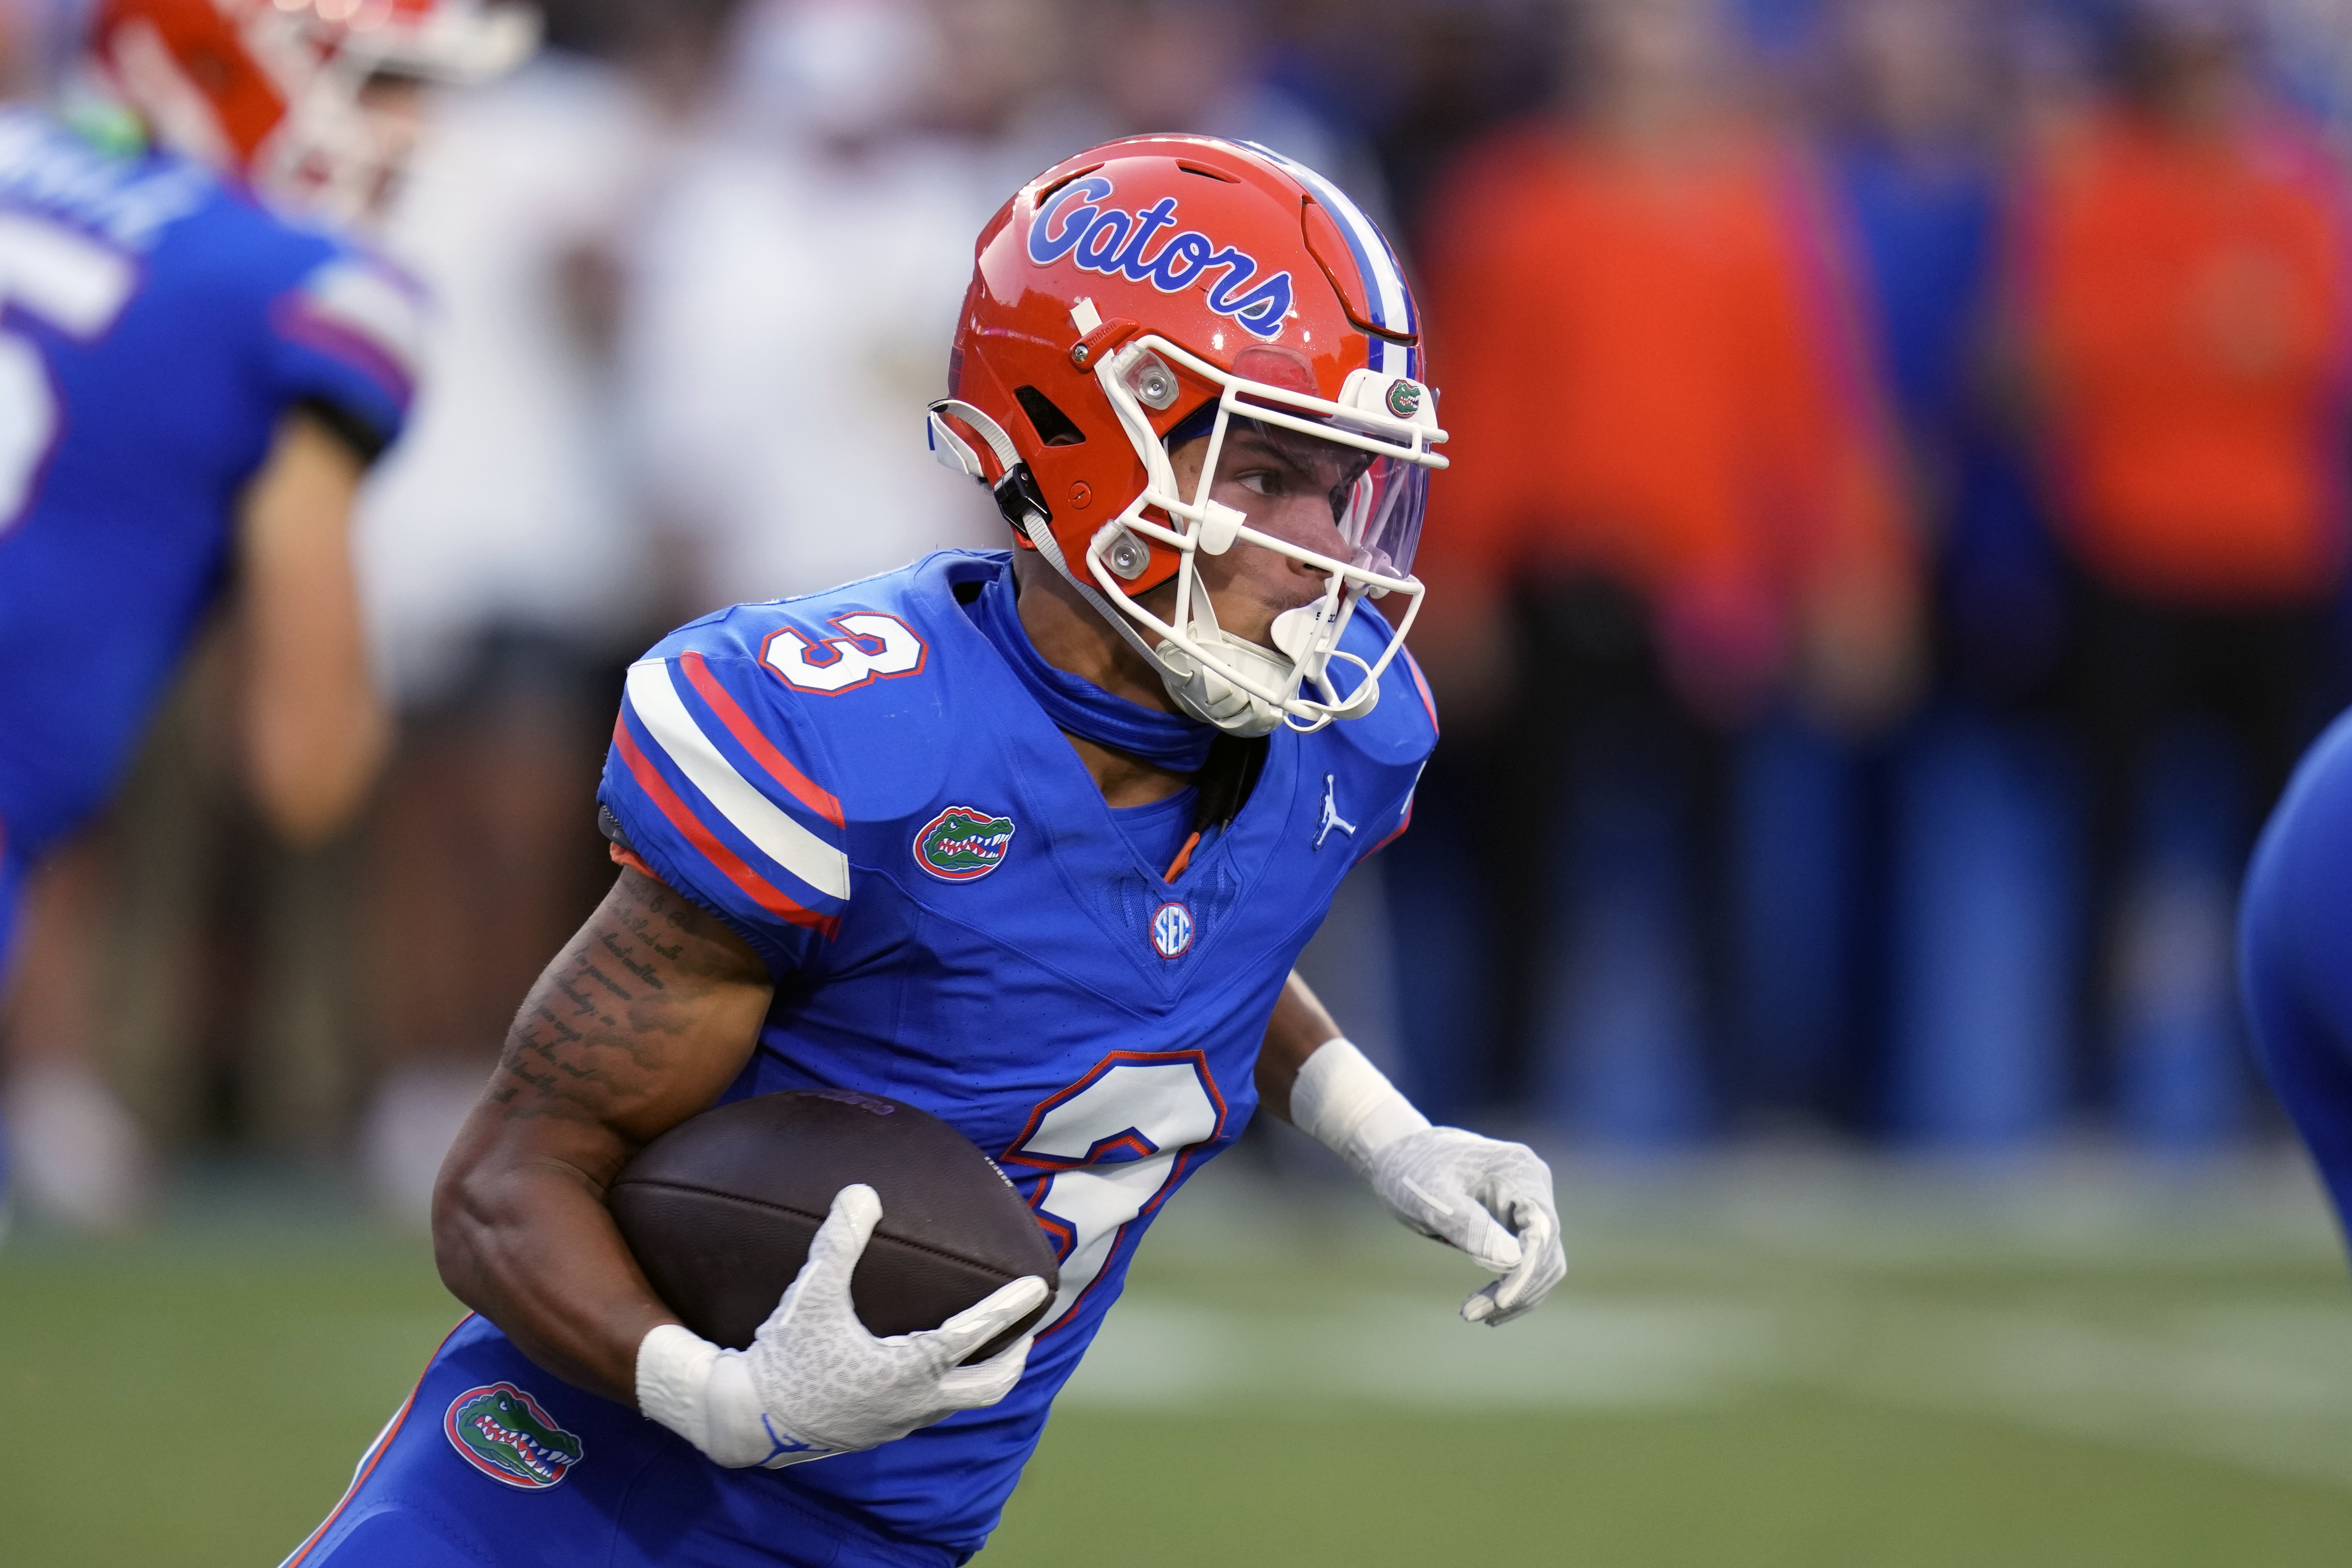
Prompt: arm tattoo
<box><xmin>487</xmin><ymin>874</ymin><xmax>754</xmax><ymax>1124</ymax></box>
<box><xmin>599</xmin><ymin>930</ymin><xmax>664</xmax><ymax>990</ymax></box>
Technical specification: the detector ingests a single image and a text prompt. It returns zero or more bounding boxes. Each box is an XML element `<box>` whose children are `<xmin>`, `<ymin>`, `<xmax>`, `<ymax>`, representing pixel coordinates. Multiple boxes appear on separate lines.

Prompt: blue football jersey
<box><xmin>2243</xmin><ymin>709</ymin><xmax>2352</xmax><ymax>1239</ymax></box>
<box><xmin>0</xmin><ymin>109</ymin><xmax>417</xmax><ymax>878</ymax></box>
<box><xmin>615</xmin><ymin>548</ymin><xmax>1433</xmax><ymax>1548</ymax></box>
<box><xmin>307</xmin><ymin>549</ymin><xmax>1436</xmax><ymax>1566</ymax></box>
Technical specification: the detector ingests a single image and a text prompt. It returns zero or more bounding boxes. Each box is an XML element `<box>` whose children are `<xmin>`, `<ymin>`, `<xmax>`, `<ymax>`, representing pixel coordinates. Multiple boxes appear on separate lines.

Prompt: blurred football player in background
<box><xmin>286</xmin><ymin>135</ymin><xmax>1565</xmax><ymax>1567</ymax></box>
<box><xmin>350</xmin><ymin>0</ymin><xmax>710</xmax><ymax>1225</ymax></box>
<box><xmin>0</xmin><ymin>0</ymin><xmax>533</xmax><ymax>1230</ymax></box>
<box><xmin>1078</xmin><ymin>0</ymin><xmax>1393</xmax><ymax>224</ymax></box>
<box><xmin>2245</xmin><ymin>709</ymin><xmax>2352</xmax><ymax>1248</ymax></box>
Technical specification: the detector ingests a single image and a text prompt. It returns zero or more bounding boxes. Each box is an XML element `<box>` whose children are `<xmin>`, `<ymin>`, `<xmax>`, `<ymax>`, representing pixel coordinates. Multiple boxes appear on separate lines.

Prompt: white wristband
<box><xmin>637</xmin><ymin>1322</ymin><xmax>723</xmax><ymax>1449</ymax></box>
<box><xmin>1288</xmin><ymin>1038</ymin><xmax>1430</xmax><ymax>1179</ymax></box>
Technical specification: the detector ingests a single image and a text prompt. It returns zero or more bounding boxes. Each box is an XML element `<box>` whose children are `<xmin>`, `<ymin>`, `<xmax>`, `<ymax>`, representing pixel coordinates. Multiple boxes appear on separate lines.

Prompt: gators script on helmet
<box><xmin>927</xmin><ymin>135</ymin><xmax>1448</xmax><ymax>738</ymax></box>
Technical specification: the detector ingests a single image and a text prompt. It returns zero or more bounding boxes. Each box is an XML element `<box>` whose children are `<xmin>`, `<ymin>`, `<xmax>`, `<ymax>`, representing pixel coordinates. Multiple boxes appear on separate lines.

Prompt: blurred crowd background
<box><xmin>9</xmin><ymin>0</ymin><xmax>2352</xmax><ymax>1231</ymax></box>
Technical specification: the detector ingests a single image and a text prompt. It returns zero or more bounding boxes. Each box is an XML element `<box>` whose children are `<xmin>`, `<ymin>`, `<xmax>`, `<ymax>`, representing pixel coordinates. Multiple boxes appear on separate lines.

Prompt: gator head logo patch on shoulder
<box><xmin>915</xmin><ymin>806</ymin><xmax>1017</xmax><ymax>881</ymax></box>
<box><xmin>444</xmin><ymin>1383</ymin><xmax>583</xmax><ymax>1491</ymax></box>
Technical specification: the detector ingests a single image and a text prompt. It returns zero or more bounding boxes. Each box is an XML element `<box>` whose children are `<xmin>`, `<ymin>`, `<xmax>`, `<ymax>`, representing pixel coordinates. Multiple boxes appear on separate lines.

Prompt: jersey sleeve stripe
<box><xmin>1363</xmin><ymin>792</ymin><xmax>1414</xmax><ymax>860</ymax></box>
<box><xmin>613</xmin><ymin>718</ymin><xmax>841</xmax><ymax>937</ymax></box>
<box><xmin>1400</xmin><ymin>644</ymin><xmax>1439</xmax><ymax>736</ymax></box>
<box><xmin>677</xmin><ymin>651</ymin><xmax>846</xmax><ymax>828</ymax></box>
<box><xmin>268</xmin><ymin>296</ymin><xmax>417</xmax><ymax>409</ymax></box>
<box><xmin>288</xmin><ymin>257</ymin><xmax>423</xmax><ymax>396</ymax></box>
<box><xmin>625</xmin><ymin>659</ymin><xmax>852</xmax><ymax>902</ymax></box>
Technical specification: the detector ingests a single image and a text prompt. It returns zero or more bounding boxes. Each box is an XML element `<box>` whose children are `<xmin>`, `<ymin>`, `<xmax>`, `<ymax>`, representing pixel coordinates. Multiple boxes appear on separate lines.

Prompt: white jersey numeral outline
<box><xmin>1003</xmin><ymin>1052</ymin><xmax>1229</xmax><ymax>1331</ymax></box>
<box><xmin>0</xmin><ymin>212</ymin><xmax>138</xmax><ymax>533</ymax></box>
<box><xmin>759</xmin><ymin>613</ymin><xmax>928</xmax><ymax>695</ymax></box>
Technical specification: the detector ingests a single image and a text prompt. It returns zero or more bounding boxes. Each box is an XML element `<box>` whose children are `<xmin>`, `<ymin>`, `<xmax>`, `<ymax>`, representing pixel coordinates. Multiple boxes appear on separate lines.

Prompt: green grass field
<box><xmin>8</xmin><ymin>1151</ymin><xmax>2352</xmax><ymax>1566</ymax></box>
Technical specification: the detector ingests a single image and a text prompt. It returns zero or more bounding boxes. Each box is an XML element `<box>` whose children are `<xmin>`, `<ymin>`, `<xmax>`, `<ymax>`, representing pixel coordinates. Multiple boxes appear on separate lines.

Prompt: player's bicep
<box><xmin>486</xmin><ymin>867</ymin><xmax>775</xmax><ymax>1149</ymax></box>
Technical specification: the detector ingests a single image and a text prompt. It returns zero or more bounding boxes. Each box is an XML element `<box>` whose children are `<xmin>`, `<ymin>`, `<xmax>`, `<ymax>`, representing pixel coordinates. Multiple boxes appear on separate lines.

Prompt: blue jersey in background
<box><xmin>2242</xmin><ymin>708</ymin><xmax>2352</xmax><ymax>1238</ymax></box>
<box><xmin>0</xmin><ymin>108</ymin><xmax>416</xmax><ymax>969</ymax></box>
<box><xmin>289</xmin><ymin>551</ymin><xmax>1437</xmax><ymax>1568</ymax></box>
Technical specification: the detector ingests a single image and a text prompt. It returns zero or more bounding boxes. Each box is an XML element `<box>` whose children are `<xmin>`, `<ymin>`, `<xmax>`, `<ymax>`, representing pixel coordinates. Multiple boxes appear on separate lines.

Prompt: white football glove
<box><xmin>1292</xmin><ymin>1039</ymin><xmax>1566</xmax><ymax>1325</ymax></box>
<box><xmin>636</xmin><ymin>1183</ymin><xmax>1048</xmax><ymax>1468</ymax></box>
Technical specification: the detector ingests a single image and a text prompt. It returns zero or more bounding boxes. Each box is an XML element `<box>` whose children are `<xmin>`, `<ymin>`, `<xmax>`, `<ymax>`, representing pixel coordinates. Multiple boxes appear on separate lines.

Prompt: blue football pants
<box><xmin>281</xmin><ymin>1316</ymin><xmax>959</xmax><ymax>1568</ymax></box>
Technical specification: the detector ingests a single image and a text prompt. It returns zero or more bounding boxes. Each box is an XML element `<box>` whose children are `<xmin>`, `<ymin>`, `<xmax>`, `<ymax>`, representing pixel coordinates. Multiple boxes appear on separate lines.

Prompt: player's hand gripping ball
<box><xmin>616</xmin><ymin>1090</ymin><xmax>1059</xmax><ymax>1468</ymax></box>
<box><xmin>640</xmin><ymin>1184</ymin><xmax>1049</xmax><ymax>1467</ymax></box>
<box><xmin>611</xmin><ymin>1089</ymin><xmax>1058</xmax><ymax>1356</ymax></box>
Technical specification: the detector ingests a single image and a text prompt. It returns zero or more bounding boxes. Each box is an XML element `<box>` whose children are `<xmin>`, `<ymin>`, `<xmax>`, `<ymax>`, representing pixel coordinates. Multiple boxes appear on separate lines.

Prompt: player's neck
<box><xmin>1009</xmin><ymin>551</ymin><xmax>1197</xmax><ymax>808</ymax></box>
<box><xmin>1009</xmin><ymin>551</ymin><xmax>1177</xmax><ymax>715</ymax></box>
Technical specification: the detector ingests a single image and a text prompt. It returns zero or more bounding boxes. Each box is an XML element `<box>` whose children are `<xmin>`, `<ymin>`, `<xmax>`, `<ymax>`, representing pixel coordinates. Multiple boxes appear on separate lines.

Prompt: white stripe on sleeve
<box><xmin>624</xmin><ymin>659</ymin><xmax>853</xmax><ymax>902</ymax></box>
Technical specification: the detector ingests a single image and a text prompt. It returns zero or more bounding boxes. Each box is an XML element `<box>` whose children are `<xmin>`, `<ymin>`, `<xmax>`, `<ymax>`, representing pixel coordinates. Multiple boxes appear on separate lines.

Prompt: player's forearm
<box><xmin>432</xmin><ymin>869</ymin><xmax>776</xmax><ymax>1406</ymax></box>
<box><xmin>434</xmin><ymin>1126</ymin><xmax>675</xmax><ymax>1405</ymax></box>
<box><xmin>244</xmin><ymin>675</ymin><xmax>390</xmax><ymax>845</ymax></box>
<box><xmin>1255</xmin><ymin>969</ymin><xmax>1345</xmax><ymax>1124</ymax></box>
<box><xmin>235</xmin><ymin>409</ymin><xmax>391</xmax><ymax>845</ymax></box>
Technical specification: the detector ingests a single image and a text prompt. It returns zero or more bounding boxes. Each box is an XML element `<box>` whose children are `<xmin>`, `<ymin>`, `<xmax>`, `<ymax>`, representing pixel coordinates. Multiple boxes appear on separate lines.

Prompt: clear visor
<box><xmin>1225</xmin><ymin>408</ymin><xmax>1430</xmax><ymax>586</ymax></box>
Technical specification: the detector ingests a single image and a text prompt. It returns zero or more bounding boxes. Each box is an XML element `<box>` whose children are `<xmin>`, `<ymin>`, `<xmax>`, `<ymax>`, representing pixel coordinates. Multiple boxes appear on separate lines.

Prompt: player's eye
<box><xmin>1235</xmin><ymin>466</ymin><xmax>1287</xmax><ymax>500</ymax></box>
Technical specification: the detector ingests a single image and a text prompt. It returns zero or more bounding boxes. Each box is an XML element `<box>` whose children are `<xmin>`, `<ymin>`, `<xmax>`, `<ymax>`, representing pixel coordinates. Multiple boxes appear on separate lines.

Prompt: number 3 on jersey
<box><xmin>1003</xmin><ymin>1052</ymin><xmax>1230</xmax><ymax>1331</ymax></box>
<box><xmin>760</xmin><ymin>613</ymin><xmax>927</xmax><ymax>695</ymax></box>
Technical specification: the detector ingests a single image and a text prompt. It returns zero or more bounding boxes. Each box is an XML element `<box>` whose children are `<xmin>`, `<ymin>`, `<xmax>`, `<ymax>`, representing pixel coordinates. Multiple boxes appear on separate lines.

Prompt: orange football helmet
<box><xmin>89</xmin><ymin>0</ymin><xmax>536</xmax><ymax>220</ymax></box>
<box><xmin>929</xmin><ymin>135</ymin><xmax>1447</xmax><ymax>736</ymax></box>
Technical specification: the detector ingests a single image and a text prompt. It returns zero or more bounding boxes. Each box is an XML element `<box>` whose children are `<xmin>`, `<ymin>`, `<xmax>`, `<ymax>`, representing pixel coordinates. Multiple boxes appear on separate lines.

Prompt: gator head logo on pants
<box><xmin>915</xmin><ymin>806</ymin><xmax>1017</xmax><ymax>881</ymax></box>
<box><xmin>444</xmin><ymin>1383</ymin><xmax>584</xmax><ymax>1490</ymax></box>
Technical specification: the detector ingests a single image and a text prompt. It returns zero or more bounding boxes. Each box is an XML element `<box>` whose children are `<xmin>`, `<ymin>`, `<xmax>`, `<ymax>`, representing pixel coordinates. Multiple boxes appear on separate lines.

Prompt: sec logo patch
<box><xmin>915</xmin><ymin>806</ymin><xmax>1017</xmax><ymax>881</ymax></box>
<box><xmin>1150</xmin><ymin>901</ymin><xmax>1195</xmax><ymax>959</ymax></box>
<box><xmin>444</xmin><ymin>1382</ymin><xmax>583</xmax><ymax>1491</ymax></box>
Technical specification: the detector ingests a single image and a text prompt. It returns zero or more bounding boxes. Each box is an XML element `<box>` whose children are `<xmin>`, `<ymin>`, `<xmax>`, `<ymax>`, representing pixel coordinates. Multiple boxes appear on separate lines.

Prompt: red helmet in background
<box><xmin>89</xmin><ymin>0</ymin><xmax>536</xmax><ymax>221</ymax></box>
<box><xmin>929</xmin><ymin>135</ymin><xmax>1447</xmax><ymax>737</ymax></box>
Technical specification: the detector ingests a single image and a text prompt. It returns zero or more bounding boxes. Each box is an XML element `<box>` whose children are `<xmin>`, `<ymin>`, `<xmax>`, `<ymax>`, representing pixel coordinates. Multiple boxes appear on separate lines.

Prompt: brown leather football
<box><xmin>609</xmin><ymin>1089</ymin><xmax>1059</xmax><ymax>1361</ymax></box>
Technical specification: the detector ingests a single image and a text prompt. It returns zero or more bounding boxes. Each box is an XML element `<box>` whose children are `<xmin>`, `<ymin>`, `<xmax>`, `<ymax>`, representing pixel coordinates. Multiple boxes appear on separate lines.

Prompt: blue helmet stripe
<box><xmin>1234</xmin><ymin>141</ymin><xmax>1418</xmax><ymax>345</ymax></box>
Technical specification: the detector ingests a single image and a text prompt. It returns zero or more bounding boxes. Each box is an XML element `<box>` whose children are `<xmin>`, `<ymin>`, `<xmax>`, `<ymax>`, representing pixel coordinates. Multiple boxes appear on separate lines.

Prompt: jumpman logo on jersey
<box><xmin>1314</xmin><ymin>773</ymin><xmax>1356</xmax><ymax>850</ymax></box>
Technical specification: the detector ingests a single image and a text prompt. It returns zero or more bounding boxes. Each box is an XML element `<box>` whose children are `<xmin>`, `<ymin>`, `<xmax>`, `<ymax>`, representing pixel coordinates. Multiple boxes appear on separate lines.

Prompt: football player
<box><xmin>2242</xmin><ymin>711</ymin><xmax>2352</xmax><ymax>1238</ymax></box>
<box><xmin>286</xmin><ymin>137</ymin><xmax>1568</xmax><ymax>1566</ymax></box>
<box><xmin>0</xmin><ymin>0</ymin><xmax>532</xmax><ymax>1201</ymax></box>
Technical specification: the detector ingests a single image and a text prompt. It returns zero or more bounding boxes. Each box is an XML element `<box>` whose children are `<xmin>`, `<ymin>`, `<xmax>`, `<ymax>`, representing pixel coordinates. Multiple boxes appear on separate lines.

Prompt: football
<box><xmin>608</xmin><ymin>1088</ymin><xmax>1060</xmax><ymax>1360</ymax></box>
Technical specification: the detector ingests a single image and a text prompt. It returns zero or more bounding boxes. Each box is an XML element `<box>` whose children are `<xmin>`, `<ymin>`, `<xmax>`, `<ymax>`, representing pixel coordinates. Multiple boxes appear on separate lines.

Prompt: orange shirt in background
<box><xmin>1418</xmin><ymin>123</ymin><xmax>1912</xmax><ymax>712</ymax></box>
<box><xmin>2015</xmin><ymin>109</ymin><xmax>2352</xmax><ymax>607</ymax></box>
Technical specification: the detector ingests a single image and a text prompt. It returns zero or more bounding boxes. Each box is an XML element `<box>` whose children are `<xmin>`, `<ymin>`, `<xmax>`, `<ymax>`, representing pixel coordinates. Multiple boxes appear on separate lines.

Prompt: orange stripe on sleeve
<box><xmin>614</xmin><ymin>717</ymin><xmax>840</xmax><ymax>937</ymax></box>
<box><xmin>1364</xmin><ymin>794</ymin><xmax>1414</xmax><ymax>860</ymax></box>
<box><xmin>677</xmin><ymin>651</ymin><xmax>846</xmax><ymax>828</ymax></box>
<box><xmin>609</xmin><ymin>842</ymin><xmax>668</xmax><ymax>883</ymax></box>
